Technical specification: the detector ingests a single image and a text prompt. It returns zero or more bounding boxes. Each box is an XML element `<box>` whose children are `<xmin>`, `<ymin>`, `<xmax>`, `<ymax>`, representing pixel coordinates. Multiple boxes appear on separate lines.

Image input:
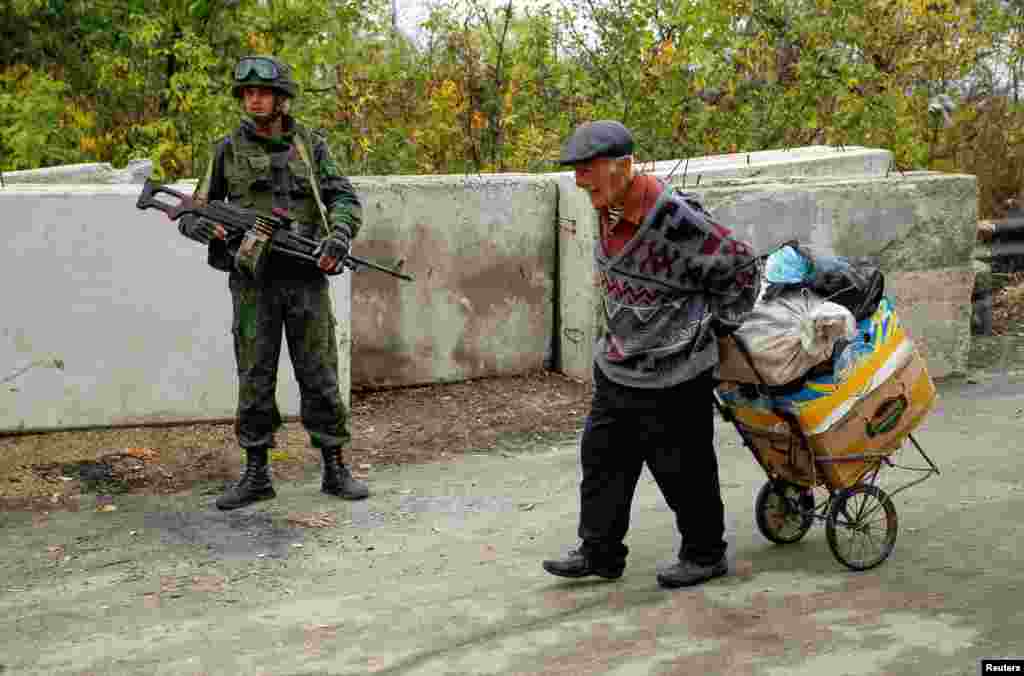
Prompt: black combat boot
<box><xmin>321</xmin><ymin>447</ymin><xmax>369</xmax><ymax>500</ymax></box>
<box><xmin>215</xmin><ymin>446</ymin><xmax>276</xmax><ymax>511</ymax></box>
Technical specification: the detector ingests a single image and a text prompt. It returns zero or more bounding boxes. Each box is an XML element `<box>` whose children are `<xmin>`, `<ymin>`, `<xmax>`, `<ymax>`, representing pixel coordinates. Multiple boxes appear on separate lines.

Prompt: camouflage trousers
<box><xmin>229</xmin><ymin>272</ymin><xmax>351</xmax><ymax>450</ymax></box>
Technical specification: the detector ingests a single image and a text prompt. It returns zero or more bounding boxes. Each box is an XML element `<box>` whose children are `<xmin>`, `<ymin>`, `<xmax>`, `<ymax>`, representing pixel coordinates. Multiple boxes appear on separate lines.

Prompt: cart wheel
<box><xmin>826</xmin><ymin>484</ymin><xmax>898</xmax><ymax>571</ymax></box>
<box><xmin>755</xmin><ymin>481</ymin><xmax>814</xmax><ymax>544</ymax></box>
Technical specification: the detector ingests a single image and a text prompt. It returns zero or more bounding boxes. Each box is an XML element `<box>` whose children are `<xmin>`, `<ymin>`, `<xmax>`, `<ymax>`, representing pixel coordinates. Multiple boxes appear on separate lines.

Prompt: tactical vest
<box><xmin>594</xmin><ymin>183</ymin><xmax>759</xmax><ymax>389</ymax></box>
<box><xmin>223</xmin><ymin>123</ymin><xmax>325</xmax><ymax>241</ymax></box>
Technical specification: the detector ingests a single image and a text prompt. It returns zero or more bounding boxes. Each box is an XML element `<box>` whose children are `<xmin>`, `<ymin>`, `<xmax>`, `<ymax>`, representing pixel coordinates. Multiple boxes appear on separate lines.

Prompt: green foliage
<box><xmin>0</xmin><ymin>0</ymin><xmax>1022</xmax><ymax>215</ymax></box>
<box><xmin>0</xmin><ymin>66</ymin><xmax>82</xmax><ymax>169</ymax></box>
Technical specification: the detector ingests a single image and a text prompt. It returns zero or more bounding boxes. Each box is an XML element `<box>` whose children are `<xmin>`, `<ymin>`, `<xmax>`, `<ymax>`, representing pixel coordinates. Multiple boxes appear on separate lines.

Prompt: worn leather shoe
<box><xmin>656</xmin><ymin>556</ymin><xmax>728</xmax><ymax>588</ymax></box>
<box><xmin>542</xmin><ymin>548</ymin><xmax>625</xmax><ymax>580</ymax></box>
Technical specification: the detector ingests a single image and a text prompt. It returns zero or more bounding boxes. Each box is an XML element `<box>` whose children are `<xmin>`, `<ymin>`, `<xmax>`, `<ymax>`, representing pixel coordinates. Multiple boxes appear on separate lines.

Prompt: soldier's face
<box><xmin>574</xmin><ymin>157</ymin><xmax>631</xmax><ymax>210</ymax></box>
<box><xmin>241</xmin><ymin>86</ymin><xmax>277</xmax><ymax>122</ymax></box>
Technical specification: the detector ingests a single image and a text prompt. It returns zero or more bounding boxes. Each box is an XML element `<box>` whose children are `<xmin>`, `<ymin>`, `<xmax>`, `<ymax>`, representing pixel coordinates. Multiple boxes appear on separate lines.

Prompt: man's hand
<box><xmin>316</xmin><ymin>231</ymin><xmax>351</xmax><ymax>273</ymax></box>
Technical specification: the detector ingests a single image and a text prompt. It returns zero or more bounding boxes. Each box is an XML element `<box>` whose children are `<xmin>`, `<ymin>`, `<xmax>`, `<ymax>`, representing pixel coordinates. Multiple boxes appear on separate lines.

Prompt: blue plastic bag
<box><xmin>765</xmin><ymin>245</ymin><xmax>813</xmax><ymax>284</ymax></box>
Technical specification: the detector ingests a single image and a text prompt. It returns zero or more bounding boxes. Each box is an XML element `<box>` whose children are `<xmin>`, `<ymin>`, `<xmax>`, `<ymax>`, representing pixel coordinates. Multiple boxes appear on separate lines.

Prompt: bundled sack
<box><xmin>762</xmin><ymin>244</ymin><xmax>885</xmax><ymax>321</ymax></box>
<box><xmin>716</xmin><ymin>288</ymin><xmax>858</xmax><ymax>386</ymax></box>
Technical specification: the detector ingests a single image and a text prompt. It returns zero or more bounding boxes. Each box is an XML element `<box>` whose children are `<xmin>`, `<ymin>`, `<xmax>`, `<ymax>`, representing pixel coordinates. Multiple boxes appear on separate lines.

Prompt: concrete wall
<box><xmin>643</xmin><ymin>145</ymin><xmax>894</xmax><ymax>180</ymax></box>
<box><xmin>0</xmin><ymin>146</ymin><xmax>978</xmax><ymax>432</ymax></box>
<box><xmin>557</xmin><ymin>170</ymin><xmax>978</xmax><ymax>383</ymax></box>
<box><xmin>0</xmin><ymin>185</ymin><xmax>351</xmax><ymax>433</ymax></box>
<box><xmin>347</xmin><ymin>175</ymin><xmax>557</xmax><ymax>389</ymax></box>
<box><xmin>2</xmin><ymin>160</ymin><xmax>153</xmax><ymax>185</ymax></box>
<box><xmin>349</xmin><ymin>148</ymin><xmax>894</xmax><ymax>389</ymax></box>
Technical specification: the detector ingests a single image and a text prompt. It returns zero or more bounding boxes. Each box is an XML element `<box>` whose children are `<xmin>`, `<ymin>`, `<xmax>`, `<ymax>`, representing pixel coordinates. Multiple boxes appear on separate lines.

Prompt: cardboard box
<box><xmin>716</xmin><ymin>297</ymin><xmax>937</xmax><ymax>490</ymax></box>
<box><xmin>809</xmin><ymin>347</ymin><xmax>937</xmax><ymax>488</ymax></box>
<box><xmin>731</xmin><ymin>416</ymin><xmax>817</xmax><ymax>487</ymax></box>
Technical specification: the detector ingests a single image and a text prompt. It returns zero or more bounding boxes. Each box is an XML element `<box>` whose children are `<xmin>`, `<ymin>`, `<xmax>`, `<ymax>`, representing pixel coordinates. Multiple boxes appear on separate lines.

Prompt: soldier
<box><xmin>542</xmin><ymin>121</ymin><xmax>759</xmax><ymax>588</ymax></box>
<box><xmin>179</xmin><ymin>55</ymin><xmax>369</xmax><ymax>510</ymax></box>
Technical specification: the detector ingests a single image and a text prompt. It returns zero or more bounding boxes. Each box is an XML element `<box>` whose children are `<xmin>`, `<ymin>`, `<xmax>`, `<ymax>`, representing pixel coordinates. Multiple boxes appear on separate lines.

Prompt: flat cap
<box><xmin>559</xmin><ymin>120</ymin><xmax>634</xmax><ymax>165</ymax></box>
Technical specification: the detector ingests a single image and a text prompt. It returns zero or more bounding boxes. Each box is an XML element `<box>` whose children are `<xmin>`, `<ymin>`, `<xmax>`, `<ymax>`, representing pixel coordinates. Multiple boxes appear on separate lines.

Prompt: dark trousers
<box><xmin>229</xmin><ymin>272</ymin><xmax>351</xmax><ymax>450</ymax></box>
<box><xmin>577</xmin><ymin>365</ymin><xmax>727</xmax><ymax>566</ymax></box>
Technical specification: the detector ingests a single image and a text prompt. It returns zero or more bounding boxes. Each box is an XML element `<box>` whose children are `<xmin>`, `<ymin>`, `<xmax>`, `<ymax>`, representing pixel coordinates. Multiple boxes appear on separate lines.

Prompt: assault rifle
<box><xmin>136</xmin><ymin>180</ymin><xmax>414</xmax><ymax>281</ymax></box>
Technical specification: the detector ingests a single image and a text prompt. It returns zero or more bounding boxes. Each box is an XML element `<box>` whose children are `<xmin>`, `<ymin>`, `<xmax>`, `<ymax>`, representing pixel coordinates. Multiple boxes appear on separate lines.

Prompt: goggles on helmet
<box><xmin>234</xmin><ymin>57</ymin><xmax>279</xmax><ymax>82</ymax></box>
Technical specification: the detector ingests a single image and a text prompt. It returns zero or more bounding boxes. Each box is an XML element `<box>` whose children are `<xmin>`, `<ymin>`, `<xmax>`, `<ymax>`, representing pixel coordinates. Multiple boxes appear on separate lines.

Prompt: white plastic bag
<box><xmin>716</xmin><ymin>289</ymin><xmax>857</xmax><ymax>386</ymax></box>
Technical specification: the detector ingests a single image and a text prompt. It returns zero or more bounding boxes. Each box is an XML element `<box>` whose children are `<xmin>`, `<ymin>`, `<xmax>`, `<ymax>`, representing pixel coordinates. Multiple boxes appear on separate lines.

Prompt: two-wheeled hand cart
<box><xmin>713</xmin><ymin>296</ymin><xmax>941</xmax><ymax>571</ymax></box>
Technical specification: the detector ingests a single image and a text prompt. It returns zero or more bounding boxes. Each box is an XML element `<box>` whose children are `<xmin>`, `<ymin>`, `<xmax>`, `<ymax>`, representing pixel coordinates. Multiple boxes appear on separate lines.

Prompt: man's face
<box><xmin>241</xmin><ymin>86</ymin><xmax>278</xmax><ymax>122</ymax></box>
<box><xmin>574</xmin><ymin>157</ymin><xmax>630</xmax><ymax>209</ymax></box>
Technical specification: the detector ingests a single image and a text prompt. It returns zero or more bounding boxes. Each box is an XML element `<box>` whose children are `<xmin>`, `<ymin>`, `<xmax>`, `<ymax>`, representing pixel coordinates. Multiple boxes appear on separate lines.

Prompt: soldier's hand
<box><xmin>192</xmin><ymin>199</ymin><xmax>226</xmax><ymax>240</ymax></box>
<box><xmin>316</xmin><ymin>233</ymin><xmax>351</xmax><ymax>273</ymax></box>
<box><xmin>181</xmin><ymin>214</ymin><xmax>225</xmax><ymax>244</ymax></box>
<box><xmin>199</xmin><ymin>218</ymin><xmax>227</xmax><ymax>241</ymax></box>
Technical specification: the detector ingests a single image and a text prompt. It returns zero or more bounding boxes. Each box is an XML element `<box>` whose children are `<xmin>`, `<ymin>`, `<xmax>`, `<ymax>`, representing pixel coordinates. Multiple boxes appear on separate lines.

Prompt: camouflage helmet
<box><xmin>231</xmin><ymin>56</ymin><xmax>298</xmax><ymax>99</ymax></box>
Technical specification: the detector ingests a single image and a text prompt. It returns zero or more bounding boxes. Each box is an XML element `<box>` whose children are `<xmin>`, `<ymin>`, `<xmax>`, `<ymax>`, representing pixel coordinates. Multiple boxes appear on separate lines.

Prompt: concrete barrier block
<box><xmin>645</xmin><ymin>145</ymin><xmax>894</xmax><ymax>182</ymax></box>
<box><xmin>885</xmin><ymin>268</ymin><xmax>976</xmax><ymax>379</ymax></box>
<box><xmin>349</xmin><ymin>175</ymin><xmax>557</xmax><ymax>389</ymax></box>
<box><xmin>694</xmin><ymin>172</ymin><xmax>978</xmax><ymax>269</ymax></box>
<box><xmin>0</xmin><ymin>185</ymin><xmax>351</xmax><ymax>433</ymax></box>
<box><xmin>3</xmin><ymin>159</ymin><xmax>153</xmax><ymax>185</ymax></box>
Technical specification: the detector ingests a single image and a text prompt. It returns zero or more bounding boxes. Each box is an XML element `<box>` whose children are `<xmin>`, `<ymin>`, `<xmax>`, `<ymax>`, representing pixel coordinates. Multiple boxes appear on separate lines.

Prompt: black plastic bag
<box><xmin>811</xmin><ymin>255</ymin><xmax>885</xmax><ymax>321</ymax></box>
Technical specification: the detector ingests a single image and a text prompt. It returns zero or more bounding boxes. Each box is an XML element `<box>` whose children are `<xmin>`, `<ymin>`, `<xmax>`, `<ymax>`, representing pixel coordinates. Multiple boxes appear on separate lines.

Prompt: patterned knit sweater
<box><xmin>595</xmin><ymin>178</ymin><xmax>760</xmax><ymax>388</ymax></box>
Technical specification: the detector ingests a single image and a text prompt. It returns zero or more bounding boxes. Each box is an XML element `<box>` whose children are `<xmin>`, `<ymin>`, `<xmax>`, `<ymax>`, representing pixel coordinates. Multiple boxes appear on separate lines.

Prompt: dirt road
<box><xmin>2</xmin><ymin>373</ymin><xmax>1022</xmax><ymax>675</ymax></box>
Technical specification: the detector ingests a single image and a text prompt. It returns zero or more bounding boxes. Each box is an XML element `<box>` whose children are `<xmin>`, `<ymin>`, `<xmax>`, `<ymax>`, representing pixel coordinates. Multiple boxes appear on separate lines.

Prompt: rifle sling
<box><xmin>293</xmin><ymin>132</ymin><xmax>334</xmax><ymax>239</ymax></box>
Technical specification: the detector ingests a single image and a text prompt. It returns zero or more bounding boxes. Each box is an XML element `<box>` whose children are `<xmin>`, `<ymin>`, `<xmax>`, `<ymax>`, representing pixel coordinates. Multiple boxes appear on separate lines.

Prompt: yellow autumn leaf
<box><xmin>79</xmin><ymin>136</ymin><xmax>98</xmax><ymax>154</ymax></box>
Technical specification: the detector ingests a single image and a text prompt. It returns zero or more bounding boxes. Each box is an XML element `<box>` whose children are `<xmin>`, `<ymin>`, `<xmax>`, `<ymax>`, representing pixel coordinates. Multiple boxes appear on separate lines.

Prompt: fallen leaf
<box><xmin>96</xmin><ymin>504</ymin><xmax>118</xmax><ymax>513</ymax></box>
<box><xmin>191</xmin><ymin>576</ymin><xmax>225</xmax><ymax>593</ymax></box>
<box><xmin>287</xmin><ymin>512</ymin><xmax>337</xmax><ymax>529</ymax></box>
<box><xmin>303</xmin><ymin>624</ymin><xmax>337</xmax><ymax>655</ymax></box>
<box><xmin>142</xmin><ymin>592</ymin><xmax>161</xmax><ymax>609</ymax></box>
<box><xmin>367</xmin><ymin>657</ymin><xmax>386</xmax><ymax>673</ymax></box>
<box><xmin>124</xmin><ymin>447</ymin><xmax>159</xmax><ymax>461</ymax></box>
<box><xmin>47</xmin><ymin>545</ymin><xmax>64</xmax><ymax>560</ymax></box>
<box><xmin>733</xmin><ymin>559</ymin><xmax>755</xmax><ymax>578</ymax></box>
